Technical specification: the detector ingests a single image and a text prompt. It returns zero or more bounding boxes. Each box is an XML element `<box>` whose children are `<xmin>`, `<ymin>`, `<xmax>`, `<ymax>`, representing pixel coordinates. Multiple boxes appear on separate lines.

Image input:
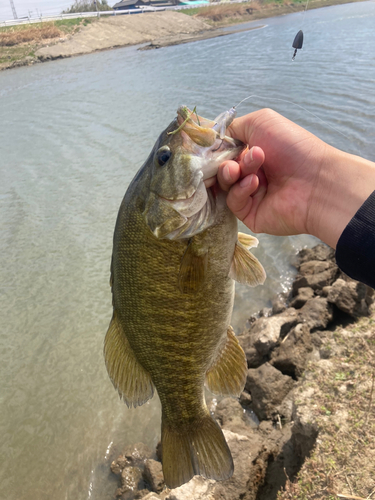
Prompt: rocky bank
<box><xmin>109</xmin><ymin>243</ymin><xmax>374</xmax><ymax>500</ymax></box>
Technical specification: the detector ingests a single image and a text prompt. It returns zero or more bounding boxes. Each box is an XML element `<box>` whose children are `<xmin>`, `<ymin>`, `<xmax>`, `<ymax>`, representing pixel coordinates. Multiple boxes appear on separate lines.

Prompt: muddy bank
<box><xmin>107</xmin><ymin>243</ymin><xmax>375</xmax><ymax>499</ymax></box>
<box><xmin>35</xmin><ymin>12</ymin><xmax>212</xmax><ymax>61</ymax></box>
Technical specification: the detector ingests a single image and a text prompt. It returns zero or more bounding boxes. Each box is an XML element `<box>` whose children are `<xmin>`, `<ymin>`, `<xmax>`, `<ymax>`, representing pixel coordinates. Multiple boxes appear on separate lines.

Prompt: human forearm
<box><xmin>308</xmin><ymin>146</ymin><xmax>375</xmax><ymax>248</ymax></box>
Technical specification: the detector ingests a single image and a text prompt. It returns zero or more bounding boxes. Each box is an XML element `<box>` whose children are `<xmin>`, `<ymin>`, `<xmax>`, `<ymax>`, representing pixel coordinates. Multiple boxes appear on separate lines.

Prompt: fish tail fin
<box><xmin>161</xmin><ymin>412</ymin><xmax>233</xmax><ymax>488</ymax></box>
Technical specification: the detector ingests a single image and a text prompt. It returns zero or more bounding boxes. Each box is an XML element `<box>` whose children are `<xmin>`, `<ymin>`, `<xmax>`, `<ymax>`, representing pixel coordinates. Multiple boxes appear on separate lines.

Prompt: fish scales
<box><xmin>113</xmin><ymin>191</ymin><xmax>236</xmax><ymax>419</ymax></box>
<box><xmin>104</xmin><ymin>106</ymin><xmax>266</xmax><ymax>488</ymax></box>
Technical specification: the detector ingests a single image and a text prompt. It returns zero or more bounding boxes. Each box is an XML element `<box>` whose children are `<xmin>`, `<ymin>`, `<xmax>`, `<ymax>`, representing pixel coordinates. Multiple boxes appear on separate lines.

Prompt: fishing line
<box><xmin>232</xmin><ymin>94</ymin><xmax>351</xmax><ymax>140</ymax></box>
<box><xmin>291</xmin><ymin>0</ymin><xmax>310</xmax><ymax>60</ymax></box>
<box><xmin>301</xmin><ymin>0</ymin><xmax>310</xmax><ymax>26</ymax></box>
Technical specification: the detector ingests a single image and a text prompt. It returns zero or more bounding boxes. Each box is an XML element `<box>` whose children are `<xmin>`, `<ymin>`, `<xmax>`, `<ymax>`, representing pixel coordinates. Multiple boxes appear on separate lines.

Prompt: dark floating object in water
<box><xmin>292</xmin><ymin>30</ymin><xmax>304</xmax><ymax>61</ymax></box>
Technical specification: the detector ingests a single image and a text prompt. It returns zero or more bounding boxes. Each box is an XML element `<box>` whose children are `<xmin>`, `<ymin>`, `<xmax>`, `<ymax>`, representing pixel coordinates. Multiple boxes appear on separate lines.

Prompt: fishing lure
<box><xmin>292</xmin><ymin>30</ymin><xmax>304</xmax><ymax>61</ymax></box>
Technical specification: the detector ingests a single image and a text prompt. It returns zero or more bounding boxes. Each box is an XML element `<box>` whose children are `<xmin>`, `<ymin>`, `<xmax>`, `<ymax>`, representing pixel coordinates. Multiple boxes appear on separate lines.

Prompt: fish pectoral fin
<box><xmin>238</xmin><ymin>231</ymin><xmax>259</xmax><ymax>249</ymax></box>
<box><xmin>229</xmin><ymin>241</ymin><xmax>266</xmax><ymax>286</ymax></box>
<box><xmin>104</xmin><ymin>311</ymin><xmax>154</xmax><ymax>408</ymax></box>
<box><xmin>162</xmin><ymin>412</ymin><xmax>233</xmax><ymax>489</ymax></box>
<box><xmin>178</xmin><ymin>240</ymin><xmax>208</xmax><ymax>294</ymax></box>
<box><xmin>205</xmin><ymin>326</ymin><xmax>247</xmax><ymax>397</ymax></box>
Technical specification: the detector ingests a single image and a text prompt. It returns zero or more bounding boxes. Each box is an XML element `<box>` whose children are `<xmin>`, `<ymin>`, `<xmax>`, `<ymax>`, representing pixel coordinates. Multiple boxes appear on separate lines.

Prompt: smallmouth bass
<box><xmin>104</xmin><ymin>106</ymin><xmax>266</xmax><ymax>488</ymax></box>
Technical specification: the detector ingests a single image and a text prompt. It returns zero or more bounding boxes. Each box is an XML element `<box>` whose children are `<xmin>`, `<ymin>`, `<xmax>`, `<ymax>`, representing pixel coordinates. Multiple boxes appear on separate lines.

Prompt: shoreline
<box><xmin>0</xmin><ymin>0</ymin><xmax>367</xmax><ymax>71</ymax></box>
<box><xmin>108</xmin><ymin>243</ymin><xmax>375</xmax><ymax>499</ymax></box>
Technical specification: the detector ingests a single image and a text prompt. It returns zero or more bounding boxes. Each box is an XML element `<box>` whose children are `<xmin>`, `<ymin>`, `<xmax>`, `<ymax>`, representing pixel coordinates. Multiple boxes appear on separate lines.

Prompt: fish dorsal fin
<box><xmin>178</xmin><ymin>239</ymin><xmax>208</xmax><ymax>294</ymax></box>
<box><xmin>104</xmin><ymin>311</ymin><xmax>154</xmax><ymax>408</ymax></box>
<box><xmin>237</xmin><ymin>231</ymin><xmax>259</xmax><ymax>249</ymax></box>
<box><xmin>229</xmin><ymin>240</ymin><xmax>266</xmax><ymax>286</ymax></box>
<box><xmin>205</xmin><ymin>326</ymin><xmax>247</xmax><ymax>397</ymax></box>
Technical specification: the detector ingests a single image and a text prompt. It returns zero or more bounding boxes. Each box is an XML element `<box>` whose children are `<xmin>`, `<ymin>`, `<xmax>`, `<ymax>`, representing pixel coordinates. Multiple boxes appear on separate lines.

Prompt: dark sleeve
<box><xmin>335</xmin><ymin>190</ymin><xmax>375</xmax><ymax>289</ymax></box>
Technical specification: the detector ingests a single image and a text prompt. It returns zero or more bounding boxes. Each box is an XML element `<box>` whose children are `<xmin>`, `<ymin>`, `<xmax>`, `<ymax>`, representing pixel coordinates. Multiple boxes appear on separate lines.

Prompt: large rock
<box><xmin>292</xmin><ymin>266</ymin><xmax>338</xmax><ymax>294</ymax></box>
<box><xmin>270</xmin><ymin>323</ymin><xmax>313</xmax><ymax>378</ymax></box>
<box><xmin>272</xmin><ymin>295</ymin><xmax>287</xmax><ymax>315</ymax></box>
<box><xmin>143</xmin><ymin>459</ymin><xmax>164</xmax><ymax>493</ymax></box>
<box><xmin>297</xmin><ymin>297</ymin><xmax>334</xmax><ymax>331</ymax></box>
<box><xmin>215</xmin><ymin>397</ymin><xmax>258</xmax><ymax>433</ymax></box>
<box><xmin>297</xmin><ymin>244</ymin><xmax>335</xmax><ymax>264</ymax></box>
<box><xmin>291</xmin><ymin>386</ymin><xmax>319</xmax><ymax>461</ymax></box>
<box><xmin>247</xmin><ymin>308</ymin><xmax>298</xmax><ymax>356</ymax></box>
<box><xmin>237</xmin><ymin>332</ymin><xmax>264</xmax><ymax>368</ymax></box>
<box><xmin>111</xmin><ymin>443</ymin><xmax>154</xmax><ymax>474</ymax></box>
<box><xmin>292</xmin><ymin>248</ymin><xmax>339</xmax><ymax>295</ymax></box>
<box><xmin>289</xmin><ymin>287</ymin><xmax>314</xmax><ymax>309</ymax></box>
<box><xmin>139</xmin><ymin>493</ymin><xmax>162</xmax><ymax>500</ymax></box>
<box><xmin>165</xmin><ymin>476</ymin><xmax>214</xmax><ymax>500</ymax></box>
<box><xmin>246</xmin><ymin>363</ymin><xmax>295</xmax><ymax>420</ymax></box>
<box><xmin>116</xmin><ymin>466</ymin><xmax>143</xmax><ymax>497</ymax></box>
<box><xmin>325</xmin><ymin>278</ymin><xmax>371</xmax><ymax>317</ymax></box>
<box><xmin>211</xmin><ymin>429</ymin><xmax>272</xmax><ymax>500</ymax></box>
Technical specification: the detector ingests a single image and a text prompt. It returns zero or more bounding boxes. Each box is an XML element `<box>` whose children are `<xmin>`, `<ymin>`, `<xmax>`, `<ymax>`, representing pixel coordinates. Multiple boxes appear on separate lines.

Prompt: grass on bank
<box><xmin>0</xmin><ymin>18</ymin><xmax>93</xmax><ymax>65</ymax></box>
<box><xmin>182</xmin><ymin>0</ymin><xmax>307</xmax><ymax>23</ymax></box>
<box><xmin>182</xmin><ymin>0</ymin><xmax>359</xmax><ymax>25</ymax></box>
<box><xmin>278</xmin><ymin>315</ymin><xmax>375</xmax><ymax>499</ymax></box>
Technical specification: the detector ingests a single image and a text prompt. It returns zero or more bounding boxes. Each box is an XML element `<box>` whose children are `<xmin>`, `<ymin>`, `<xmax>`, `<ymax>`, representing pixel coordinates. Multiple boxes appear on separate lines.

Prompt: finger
<box><xmin>217</xmin><ymin>160</ymin><xmax>241</xmax><ymax>192</ymax></box>
<box><xmin>239</xmin><ymin>146</ymin><xmax>265</xmax><ymax>178</ymax></box>
<box><xmin>226</xmin><ymin>110</ymin><xmax>263</xmax><ymax>144</ymax></box>
<box><xmin>245</xmin><ymin>167</ymin><xmax>268</xmax><ymax>217</ymax></box>
<box><xmin>204</xmin><ymin>176</ymin><xmax>216</xmax><ymax>188</ymax></box>
<box><xmin>226</xmin><ymin>174</ymin><xmax>259</xmax><ymax>222</ymax></box>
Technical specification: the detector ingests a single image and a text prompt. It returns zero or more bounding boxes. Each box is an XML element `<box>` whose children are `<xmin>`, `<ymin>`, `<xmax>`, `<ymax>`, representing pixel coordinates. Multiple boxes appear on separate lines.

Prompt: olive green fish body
<box><xmin>113</xmin><ymin>177</ymin><xmax>237</xmax><ymax>428</ymax></box>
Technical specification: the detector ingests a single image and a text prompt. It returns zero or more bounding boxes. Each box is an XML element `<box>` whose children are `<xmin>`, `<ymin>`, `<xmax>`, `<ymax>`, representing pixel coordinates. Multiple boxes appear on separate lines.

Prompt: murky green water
<box><xmin>0</xmin><ymin>2</ymin><xmax>374</xmax><ymax>499</ymax></box>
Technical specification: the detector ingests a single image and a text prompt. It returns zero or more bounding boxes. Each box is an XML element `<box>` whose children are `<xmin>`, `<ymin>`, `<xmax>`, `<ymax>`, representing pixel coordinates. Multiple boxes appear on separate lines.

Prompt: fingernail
<box><xmin>243</xmin><ymin>148</ymin><xmax>253</xmax><ymax>166</ymax></box>
<box><xmin>223</xmin><ymin>165</ymin><xmax>232</xmax><ymax>183</ymax></box>
<box><xmin>240</xmin><ymin>174</ymin><xmax>254</xmax><ymax>188</ymax></box>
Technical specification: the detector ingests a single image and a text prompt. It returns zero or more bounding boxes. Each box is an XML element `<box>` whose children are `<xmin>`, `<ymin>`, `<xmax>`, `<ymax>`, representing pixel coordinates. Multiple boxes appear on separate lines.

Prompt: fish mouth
<box><xmin>163</xmin><ymin>108</ymin><xmax>244</xmax><ymax>217</ymax></box>
<box><xmin>163</xmin><ymin>180</ymin><xmax>208</xmax><ymax>218</ymax></box>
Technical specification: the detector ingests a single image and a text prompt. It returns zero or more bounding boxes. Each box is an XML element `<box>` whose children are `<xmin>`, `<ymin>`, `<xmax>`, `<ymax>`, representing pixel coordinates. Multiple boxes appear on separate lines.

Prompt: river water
<box><xmin>0</xmin><ymin>2</ymin><xmax>374</xmax><ymax>499</ymax></box>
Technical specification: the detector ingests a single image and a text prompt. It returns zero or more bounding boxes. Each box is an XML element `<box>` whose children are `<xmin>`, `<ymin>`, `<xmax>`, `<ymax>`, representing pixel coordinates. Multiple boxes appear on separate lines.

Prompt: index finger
<box><xmin>226</xmin><ymin>109</ymin><xmax>266</xmax><ymax>145</ymax></box>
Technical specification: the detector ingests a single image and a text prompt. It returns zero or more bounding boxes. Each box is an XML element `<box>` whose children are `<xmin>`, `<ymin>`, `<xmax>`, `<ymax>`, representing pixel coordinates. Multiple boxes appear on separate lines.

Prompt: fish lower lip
<box><xmin>160</xmin><ymin>193</ymin><xmax>195</xmax><ymax>202</ymax></box>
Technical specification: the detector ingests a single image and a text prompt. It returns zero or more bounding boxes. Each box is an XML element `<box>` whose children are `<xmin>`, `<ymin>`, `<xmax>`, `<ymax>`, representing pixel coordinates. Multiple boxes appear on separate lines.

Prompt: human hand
<box><xmin>217</xmin><ymin>109</ymin><xmax>374</xmax><ymax>248</ymax></box>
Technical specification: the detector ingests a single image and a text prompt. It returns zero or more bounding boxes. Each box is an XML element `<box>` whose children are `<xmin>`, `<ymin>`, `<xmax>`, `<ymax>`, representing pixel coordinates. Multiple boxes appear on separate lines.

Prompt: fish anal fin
<box><xmin>104</xmin><ymin>311</ymin><xmax>154</xmax><ymax>408</ymax></box>
<box><xmin>205</xmin><ymin>326</ymin><xmax>247</xmax><ymax>397</ymax></box>
<box><xmin>229</xmin><ymin>241</ymin><xmax>266</xmax><ymax>286</ymax></box>
<box><xmin>238</xmin><ymin>231</ymin><xmax>259</xmax><ymax>249</ymax></box>
<box><xmin>178</xmin><ymin>240</ymin><xmax>208</xmax><ymax>294</ymax></box>
<box><xmin>161</xmin><ymin>412</ymin><xmax>233</xmax><ymax>489</ymax></box>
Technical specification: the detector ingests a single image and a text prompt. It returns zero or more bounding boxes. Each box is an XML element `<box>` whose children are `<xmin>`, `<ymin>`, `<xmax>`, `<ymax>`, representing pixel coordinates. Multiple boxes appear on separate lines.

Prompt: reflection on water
<box><xmin>0</xmin><ymin>2</ymin><xmax>374</xmax><ymax>499</ymax></box>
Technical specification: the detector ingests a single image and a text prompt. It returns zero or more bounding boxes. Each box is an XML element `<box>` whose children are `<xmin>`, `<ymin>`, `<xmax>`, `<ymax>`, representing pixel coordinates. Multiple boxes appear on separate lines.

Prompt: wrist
<box><xmin>307</xmin><ymin>146</ymin><xmax>375</xmax><ymax>248</ymax></box>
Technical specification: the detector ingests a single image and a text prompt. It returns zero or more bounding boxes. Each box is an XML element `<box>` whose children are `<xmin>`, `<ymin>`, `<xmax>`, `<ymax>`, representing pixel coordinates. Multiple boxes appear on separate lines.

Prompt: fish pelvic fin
<box><xmin>205</xmin><ymin>326</ymin><xmax>247</xmax><ymax>397</ymax></box>
<box><xmin>229</xmin><ymin>239</ymin><xmax>266</xmax><ymax>286</ymax></box>
<box><xmin>104</xmin><ymin>311</ymin><xmax>154</xmax><ymax>408</ymax></box>
<box><xmin>161</xmin><ymin>412</ymin><xmax>233</xmax><ymax>489</ymax></box>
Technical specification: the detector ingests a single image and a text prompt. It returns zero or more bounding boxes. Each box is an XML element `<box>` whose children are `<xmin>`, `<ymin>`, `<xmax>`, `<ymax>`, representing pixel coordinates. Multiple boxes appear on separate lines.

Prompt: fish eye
<box><xmin>157</xmin><ymin>148</ymin><xmax>172</xmax><ymax>166</ymax></box>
